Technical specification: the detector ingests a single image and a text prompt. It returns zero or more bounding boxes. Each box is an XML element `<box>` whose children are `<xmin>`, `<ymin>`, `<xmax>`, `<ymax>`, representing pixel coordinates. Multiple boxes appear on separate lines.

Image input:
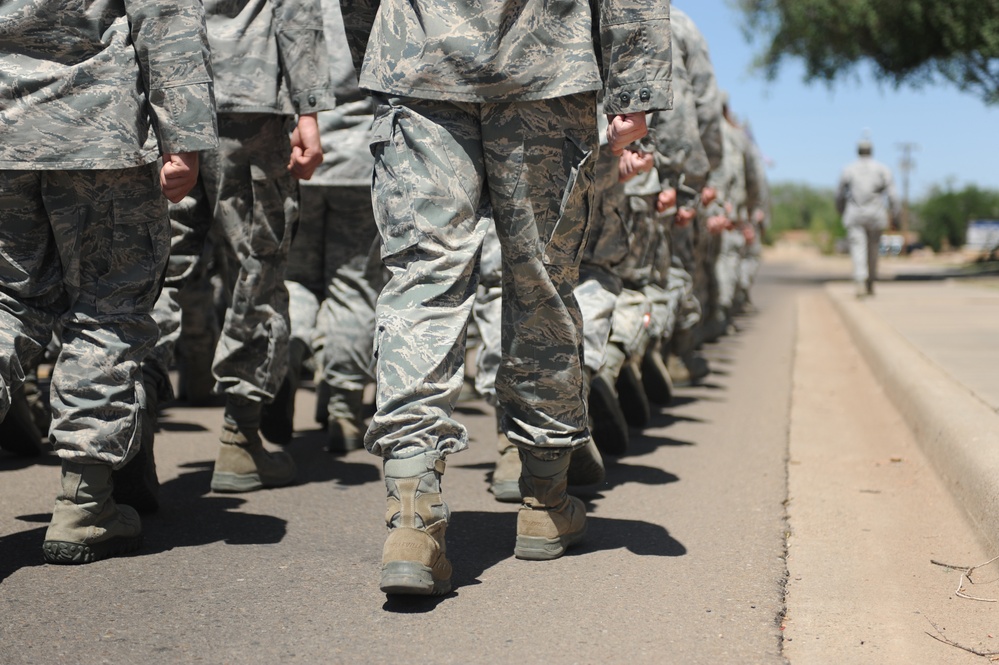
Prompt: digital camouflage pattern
<box><xmin>0</xmin><ymin>166</ymin><xmax>169</xmax><ymax>467</ymax></box>
<box><xmin>300</xmin><ymin>187</ymin><xmax>386</xmax><ymax>399</ymax></box>
<box><xmin>0</xmin><ymin>0</ymin><xmax>217</xmax><ymax>169</ymax></box>
<box><xmin>306</xmin><ymin>0</ymin><xmax>376</xmax><ymax>187</ymax></box>
<box><xmin>643</xmin><ymin>8</ymin><xmax>719</xmax><ymax>206</ymax></box>
<box><xmin>0</xmin><ymin>0</ymin><xmax>217</xmax><ymax>464</ymax></box>
<box><xmin>153</xmin><ymin>114</ymin><xmax>298</xmax><ymax>404</ymax></box>
<box><xmin>342</xmin><ymin>0</ymin><xmax>672</xmax><ymax>113</ymax></box>
<box><xmin>205</xmin><ymin>0</ymin><xmax>333</xmax><ymax>115</ymax></box>
<box><xmin>471</xmin><ymin>212</ymin><xmax>502</xmax><ymax>403</ymax></box>
<box><xmin>364</xmin><ymin>94</ymin><xmax>598</xmax><ymax>458</ymax></box>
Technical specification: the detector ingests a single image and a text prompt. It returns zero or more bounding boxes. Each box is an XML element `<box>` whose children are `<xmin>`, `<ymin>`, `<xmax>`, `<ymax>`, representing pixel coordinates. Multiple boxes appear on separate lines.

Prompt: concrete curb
<box><xmin>826</xmin><ymin>284</ymin><xmax>999</xmax><ymax>554</ymax></box>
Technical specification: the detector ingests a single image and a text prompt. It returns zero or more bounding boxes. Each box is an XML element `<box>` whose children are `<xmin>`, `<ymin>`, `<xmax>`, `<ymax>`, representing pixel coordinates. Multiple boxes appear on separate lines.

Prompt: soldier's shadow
<box><xmin>381</xmin><ymin>510</ymin><xmax>685</xmax><ymax>614</ymax></box>
<box><xmin>286</xmin><ymin>428</ymin><xmax>382</xmax><ymax>488</ymax></box>
<box><xmin>0</xmin><ymin>520</ymin><xmax>48</xmax><ymax>583</ymax></box>
<box><xmin>138</xmin><ymin>461</ymin><xmax>288</xmax><ymax>555</ymax></box>
<box><xmin>450</xmin><ymin>510</ymin><xmax>686</xmax><ymax>585</ymax></box>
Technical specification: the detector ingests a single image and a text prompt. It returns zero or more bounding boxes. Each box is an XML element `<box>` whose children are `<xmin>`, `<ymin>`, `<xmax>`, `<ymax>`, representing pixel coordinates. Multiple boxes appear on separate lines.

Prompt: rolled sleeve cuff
<box><xmin>149</xmin><ymin>82</ymin><xmax>219</xmax><ymax>154</ymax></box>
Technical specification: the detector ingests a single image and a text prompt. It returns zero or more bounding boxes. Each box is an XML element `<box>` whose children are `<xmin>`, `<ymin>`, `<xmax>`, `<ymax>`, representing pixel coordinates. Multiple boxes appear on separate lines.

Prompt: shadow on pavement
<box><xmin>0</xmin><ymin>450</ymin><xmax>60</xmax><ymax>472</ymax></box>
<box><xmin>287</xmin><ymin>428</ymin><xmax>382</xmax><ymax>487</ymax></box>
<box><xmin>0</xmin><ymin>524</ymin><xmax>47</xmax><ymax>582</ymax></box>
<box><xmin>140</xmin><ymin>461</ymin><xmax>288</xmax><ymax>555</ymax></box>
<box><xmin>379</xmin><ymin>510</ymin><xmax>687</xmax><ymax>613</ymax></box>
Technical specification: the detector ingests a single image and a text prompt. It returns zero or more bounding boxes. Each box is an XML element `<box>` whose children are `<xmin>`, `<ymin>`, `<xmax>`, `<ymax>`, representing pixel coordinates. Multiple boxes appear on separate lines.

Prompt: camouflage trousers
<box><xmin>366</xmin><ymin>94</ymin><xmax>597</xmax><ymax>459</ymax></box>
<box><xmin>472</xmin><ymin>213</ymin><xmax>502</xmax><ymax>403</ymax></box>
<box><xmin>150</xmin><ymin>113</ymin><xmax>297</xmax><ymax>405</ymax></box>
<box><xmin>717</xmin><ymin>227</ymin><xmax>747</xmax><ymax>310</ymax></box>
<box><xmin>291</xmin><ymin>186</ymin><xmax>385</xmax><ymax>414</ymax></box>
<box><xmin>740</xmin><ymin>224</ymin><xmax>763</xmax><ymax>295</ymax></box>
<box><xmin>0</xmin><ymin>165</ymin><xmax>168</xmax><ymax>467</ymax></box>
<box><xmin>847</xmin><ymin>224</ymin><xmax>881</xmax><ymax>284</ymax></box>
<box><xmin>286</xmin><ymin>280</ymin><xmax>319</xmax><ymax>353</ymax></box>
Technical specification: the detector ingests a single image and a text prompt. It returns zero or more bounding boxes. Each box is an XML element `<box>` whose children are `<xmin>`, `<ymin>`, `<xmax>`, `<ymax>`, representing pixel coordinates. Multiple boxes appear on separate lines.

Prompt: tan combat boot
<box><xmin>380</xmin><ymin>453</ymin><xmax>452</xmax><ymax>595</ymax></box>
<box><xmin>567</xmin><ymin>437</ymin><xmax>605</xmax><ymax>487</ymax></box>
<box><xmin>490</xmin><ymin>433</ymin><xmax>522</xmax><ymax>502</ymax></box>
<box><xmin>515</xmin><ymin>451</ymin><xmax>587</xmax><ymax>560</ymax></box>
<box><xmin>210</xmin><ymin>420</ymin><xmax>297</xmax><ymax>492</ymax></box>
<box><xmin>43</xmin><ymin>461</ymin><xmax>142</xmax><ymax>564</ymax></box>
<box><xmin>326</xmin><ymin>388</ymin><xmax>365</xmax><ymax>455</ymax></box>
<box><xmin>641</xmin><ymin>338</ymin><xmax>674</xmax><ymax>406</ymax></box>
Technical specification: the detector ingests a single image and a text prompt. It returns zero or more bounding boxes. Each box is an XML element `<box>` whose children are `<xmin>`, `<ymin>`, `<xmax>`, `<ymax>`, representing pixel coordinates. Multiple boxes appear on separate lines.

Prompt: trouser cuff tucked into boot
<box><xmin>43</xmin><ymin>461</ymin><xmax>142</xmax><ymax>565</ymax></box>
<box><xmin>516</xmin><ymin>450</ymin><xmax>586</xmax><ymax>561</ymax></box>
<box><xmin>212</xmin><ymin>408</ymin><xmax>297</xmax><ymax>493</ymax></box>
<box><xmin>326</xmin><ymin>388</ymin><xmax>365</xmax><ymax>455</ymax></box>
<box><xmin>490</xmin><ymin>433</ymin><xmax>522</xmax><ymax>503</ymax></box>
<box><xmin>381</xmin><ymin>452</ymin><xmax>452</xmax><ymax>596</ymax></box>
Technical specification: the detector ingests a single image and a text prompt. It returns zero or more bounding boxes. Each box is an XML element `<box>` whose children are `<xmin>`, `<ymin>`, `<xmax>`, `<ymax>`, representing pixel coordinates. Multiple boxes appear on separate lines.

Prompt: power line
<box><xmin>896</xmin><ymin>142</ymin><xmax>919</xmax><ymax>244</ymax></box>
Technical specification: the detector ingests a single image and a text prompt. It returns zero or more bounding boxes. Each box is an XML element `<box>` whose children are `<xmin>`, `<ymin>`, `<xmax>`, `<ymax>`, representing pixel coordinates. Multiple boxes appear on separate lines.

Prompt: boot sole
<box><xmin>489</xmin><ymin>480</ymin><xmax>521</xmax><ymax>503</ymax></box>
<box><xmin>210</xmin><ymin>471</ymin><xmax>295</xmax><ymax>493</ymax></box>
<box><xmin>42</xmin><ymin>535</ymin><xmax>142</xmax><ymax>565</ymax></box>
<box><xmin>514</xmin><ymin>525</ymin><xmax>587</xmax><ymax>561</ymax></box>
<box><xmin>380</xmin><ymin>561</ymin><xmax>451</xmax><ymax>596</ymax></box>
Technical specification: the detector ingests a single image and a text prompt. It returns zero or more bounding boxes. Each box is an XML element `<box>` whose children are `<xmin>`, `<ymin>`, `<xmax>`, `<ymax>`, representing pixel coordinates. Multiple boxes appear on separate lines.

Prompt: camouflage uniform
<box><xmin>151</xmin><ymin>0</ymin><xmax>333</xmax><ymax>422</ymax></box>
<box><xmin>713</xmin><ymin>115</ymin><xmax>763</xmax><ymax>319</ymax></box>
<box><xmin>0</xmin><ymin>0</ymin><xmax>217</xmax><ymax>467</ymax></box>
<box><xmin>288</xmin><ymin>0</ymin><xmax>386</xmax><ymax>428</ymax></box>
<box><xmin>836</xmin><ymin>146</ymin><xmax>899</xmax><ymax>288</ymax></box>
<box><xmin>343</xmin><ymin>0</ymin><xmax>673</xmax><ymax>459</ymax></box>
<box><xmin>621</xmin><ymin>7</ymin><xmax>722</xmax><ymax>354</ymax></box>
<box><xmin>739</xmin><ymin>132</ymin><xmax>770</xmax><ymax>302</ymax></box>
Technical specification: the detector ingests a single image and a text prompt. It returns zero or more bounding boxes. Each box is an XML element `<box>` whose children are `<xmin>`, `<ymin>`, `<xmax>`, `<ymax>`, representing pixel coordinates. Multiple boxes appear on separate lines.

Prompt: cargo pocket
<box><xmin>370</xmin><ymin>106</ymin><xmax>421</xmax><ymax>260</ymax></box>
<box><xmin>543</xmin><ymin>134</ymin><xmax>594</xmax><ymax>266</ymax></box>
<box><xmin>248</xmin><ymin>163</ymin><xmax>295</xmax><ymax>259</ymax></box>
<box><xmin>97</xmin><ymin>188</ymin><xmax>170</xmax><ymax>315</ymax></box>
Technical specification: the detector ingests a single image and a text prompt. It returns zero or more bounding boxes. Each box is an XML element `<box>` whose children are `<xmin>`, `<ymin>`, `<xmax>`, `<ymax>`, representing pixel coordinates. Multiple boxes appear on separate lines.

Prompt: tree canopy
<box><xmin>737</xmin><ymin>0</ymin><xmax>999</xmax><ymax>104</ymax></box>
<box><xmin>914</xmin><ymin>184</ymin><xmax>999</xmax><ymax>251</ymax></box>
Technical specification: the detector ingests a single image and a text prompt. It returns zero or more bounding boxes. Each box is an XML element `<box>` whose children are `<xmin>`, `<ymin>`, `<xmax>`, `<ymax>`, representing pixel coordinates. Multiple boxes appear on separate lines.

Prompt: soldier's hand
<box><xmin>606</xmin><ymin>113</ymin><xmax>648</xmax><ymax>156</ymax></box>
<box><xmin>706</xmin><ymin>215</ymin><xmax>729</xmax><ymax>235</ymax></box>
<box><xmin>742</xmin><ymin>223</ymin><xmax>756</xmax><ymax>243</ymax></box>
<box><xmin>618</xmin><ymin>150</ymin><xmax>654</xmax><ymax>182</ymax></box>
<box><xmin>289</xmin><ymin>113</ymin><xmax>323</xmax><ymax>180</ymax></box>
<box><xmin>701</xmin><ymin>186</ymin><xmax>717</xmax><ymax>207</ymax></box>
<box><xmin>160</xmin><ymin>152</ymin><xmax>199</xmax><ymax>203</ymax></box>
<box><xmin>657</xmin><ymin>188</ymin><xmax>677</xmax><ymax>213</ymax></box>
<box><xmin>675</xmin><ymin>206</ymin><xmax>696</xmax><ymax>227</ymax></box>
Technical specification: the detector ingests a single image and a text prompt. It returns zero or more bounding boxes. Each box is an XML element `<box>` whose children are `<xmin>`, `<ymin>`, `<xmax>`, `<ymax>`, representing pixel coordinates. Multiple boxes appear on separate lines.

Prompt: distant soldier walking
<box><xmin>836</xmin><ymin>139</ymin><xmax>900</xmax><ymax>297</ymax></box>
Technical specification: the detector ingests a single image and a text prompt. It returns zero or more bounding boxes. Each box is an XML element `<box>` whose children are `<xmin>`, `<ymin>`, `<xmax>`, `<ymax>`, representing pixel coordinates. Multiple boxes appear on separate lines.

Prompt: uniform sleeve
<box><xmin>598</xmin><ymin>0</ymin><xmax>673</xmax><ymax>115</ymax></box>
<box><xmin>683</xmin><ymin>22</ymin><xmax>723</xmax><ymax>172</ymax></box>
<box><xmin>339</xmin><ymin>0</ymin><xmax>380</xmax><ymax>78</ymax></box>
<box><xmin>127</xmin><ymin>0</ymin><xmax>219</xmax><ymax>154</ymax></box>
<box><xmin>273</xmin><ymin>0</ymin><xmax>335</xmax><ymax>114</ymax></box>
<box><xmin>742</xmin><ymin>131</ymin><xmax>763</xmax><ymax>218</ymax></box>
<box><xmin>835</xmin><ymin>169</ymin><xmax>848</xmax><ymax>216</ymax></box>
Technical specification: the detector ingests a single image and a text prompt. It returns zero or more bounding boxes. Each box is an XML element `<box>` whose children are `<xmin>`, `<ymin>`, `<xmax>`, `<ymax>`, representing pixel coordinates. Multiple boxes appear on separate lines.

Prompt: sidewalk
<box><xmin>826</xmin><ymin>276</ymin><xmax>999</xmax><ymax>554</ymax></box>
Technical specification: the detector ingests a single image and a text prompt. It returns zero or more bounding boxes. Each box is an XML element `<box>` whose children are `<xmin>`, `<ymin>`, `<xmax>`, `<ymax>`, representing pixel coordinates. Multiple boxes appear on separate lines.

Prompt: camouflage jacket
<box><xmin>709</xmin><ymin>118</ymin><xmax>762</xmax><ymax>225</ymax></box>
<box><xmin>206</xmin><ymin>0</ymin><xmax>334</xmax><ymax>116</ymax></box>
<box><xmin>303</xmin><ymin>0</ymin><xmax>375</xmax><ymax>187</ymax></box>
<box><xmin>624</xmin><ymin>7</ymin><xmax>721</xmax><ymax>205</ymax></box>
<box><xmin>0</xmin><ymin>0</ymin><xmax>218</xmax><ymax>170</ymax></box>
<box><xmin>340</xmin><ymin>0</ymin><xmax>672</xmax><ymax>112</ymax></box>
<box><xmin>835</xmin><ymin>156</ymin><xmax>899</xmax><ymax>229</ymax></box>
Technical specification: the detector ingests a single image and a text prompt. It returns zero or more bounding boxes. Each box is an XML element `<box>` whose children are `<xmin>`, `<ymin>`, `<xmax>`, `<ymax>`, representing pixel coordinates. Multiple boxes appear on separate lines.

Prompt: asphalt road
<box><xmin>0</xmin><ymin>258</ymin><xmax>903</xmax><ymax>664</ymax></box>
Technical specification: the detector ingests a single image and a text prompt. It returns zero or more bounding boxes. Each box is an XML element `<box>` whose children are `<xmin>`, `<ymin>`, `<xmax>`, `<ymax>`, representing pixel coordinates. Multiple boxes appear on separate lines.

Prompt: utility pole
<box><xmin>896</xmin><ymin>142</ymin><xmax>919</xmax><ymax>249</ymax></box>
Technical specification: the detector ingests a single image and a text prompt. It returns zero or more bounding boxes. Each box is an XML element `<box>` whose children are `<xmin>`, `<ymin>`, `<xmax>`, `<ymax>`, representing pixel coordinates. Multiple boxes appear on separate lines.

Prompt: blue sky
<box><xmin>679</xmin><ymin>0</ymin><xmax>999</xmax><ymax>200</ymax></box>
